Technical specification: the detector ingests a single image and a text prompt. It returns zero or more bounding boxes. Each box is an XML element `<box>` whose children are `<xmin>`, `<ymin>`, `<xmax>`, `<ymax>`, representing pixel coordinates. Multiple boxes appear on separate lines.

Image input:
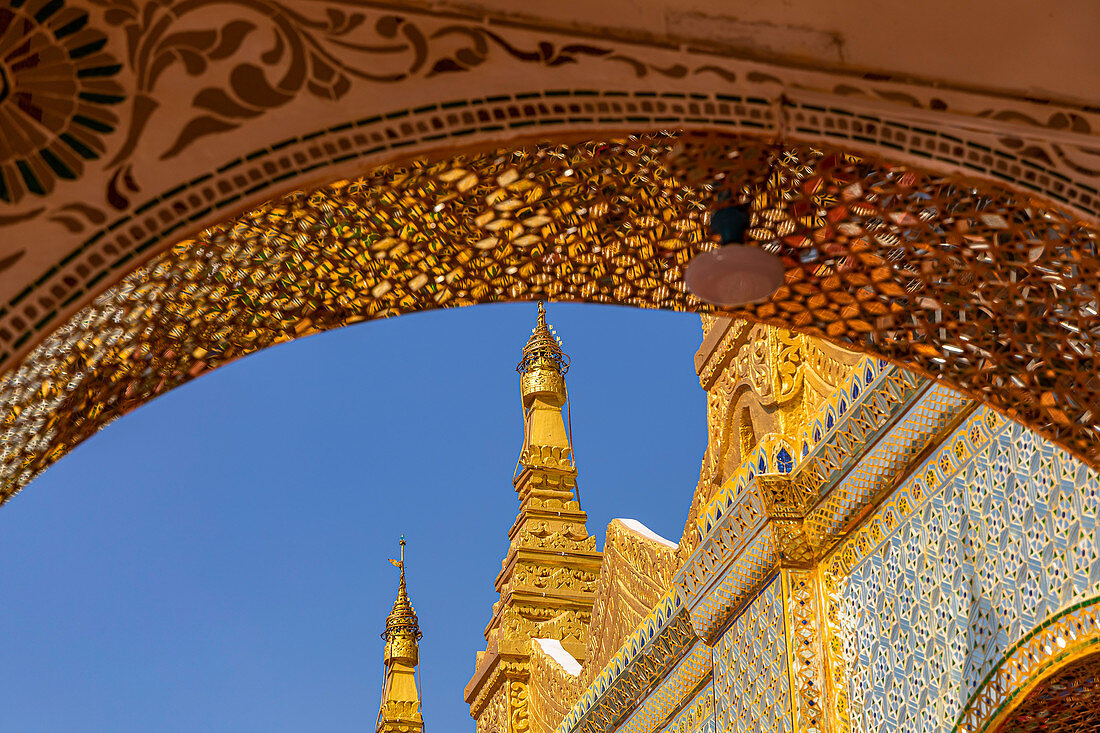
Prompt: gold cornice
<box><xmin>694</xmin><ymin>316</ymin><xmax>735</xmax><ymax>376</ymax></box>
<box><xmin>466</xmin><ymin>652</ymin><xmax>531</xmax><ymax>717</ymax></box>
<box><xmin>697</xmin><ymin>319</ymin><xmax>751</xmax><ymax>390</ymax></box>
<box><xmin>554</xmin><ymin>606</ymin><xmax>698</xmax><ymax>733</ymax></box>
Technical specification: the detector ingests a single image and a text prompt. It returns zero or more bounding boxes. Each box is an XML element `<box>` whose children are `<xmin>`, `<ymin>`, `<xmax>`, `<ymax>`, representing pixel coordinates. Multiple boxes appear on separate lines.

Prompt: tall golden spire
<box><xmin>378</xmin><ymin>537</ymin><xmax>424</xmax><ymax>733</ymax></box>
<box><xmin>466</xmin><ymin>301</ymin><xmax>602</xmax><ymax>732</ymax></box>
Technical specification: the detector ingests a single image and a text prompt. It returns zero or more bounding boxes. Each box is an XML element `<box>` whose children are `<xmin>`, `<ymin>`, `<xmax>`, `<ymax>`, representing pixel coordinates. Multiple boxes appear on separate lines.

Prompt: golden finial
<box><xmin>536</xmin><ymin>300</ymin><xmax>547</xmax><ymax>330</ymax></box>
<box><xmin>378</xmin><ymin>535</ymin><xmax>424</xmax><ymax>733</ymax></box>
<box><xmin>389</xmin><ymin>535</ymin><xmax>406</xmax><ymax>575</ymax></box>
<box><xmin>516</xmin><ymin>300</ymin><xmax>570</xmax><ymax>422</ymax></box>
<box><xmin>517</xmin><ymin>300</ymin><xmax>569</xmax><ymax>376</ymax></box>
<box><xmin>383</xmin><ymin>536</ymin><xmax>421</xmax><ymax>663</ymax></box>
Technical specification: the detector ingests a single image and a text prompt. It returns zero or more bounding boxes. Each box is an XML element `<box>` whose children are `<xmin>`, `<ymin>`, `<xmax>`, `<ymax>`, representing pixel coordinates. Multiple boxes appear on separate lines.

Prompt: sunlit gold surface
<box><xmin>1</xmin><ymin>132</ymin><xmax>1098</xmax><ymax>510</ymax></box>
<box><xmin>524</xmin><ymin>307</ymin><xmax>1099</xmax><ymax>733</ymax></box>
<box><xmin>527</xmin><ymin>318</ymin><xmax>865</xmax><ymax>733</ymax></box>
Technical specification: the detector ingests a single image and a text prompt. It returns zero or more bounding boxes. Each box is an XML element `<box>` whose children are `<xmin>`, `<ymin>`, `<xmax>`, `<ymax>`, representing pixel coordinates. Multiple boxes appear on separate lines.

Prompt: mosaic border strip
<box><xmin>804</xmin><ymin>382</ymin><xmax>974</xmax><ymax>546</ymax></box>
<box><xmin>618</xmin><ymin>644</ymin><xmax>711</xmax><ymax>733</ymax></box>
<box><xmin>556</xmin><ymin>591</ymin><xmax>692</xmax><ymax>733</ymax></box>
<box><xmin>688</xmin><ymin>539</ymin><xmax>779</xmax><ymax>643</ymax></box>
<box><xmin>784</xmin><ymin>569</ymin><xmax>826</xmax><ymax>733</ymax></box>
<box><xmin>954</xmin><ymin>596</ymin><xmax>1100</xmax><ymax>733</ymax></box>
<box><xmin>658</xmin><ymin>681</ymin><xmax>714</xmax><ymax>733</ymax></box>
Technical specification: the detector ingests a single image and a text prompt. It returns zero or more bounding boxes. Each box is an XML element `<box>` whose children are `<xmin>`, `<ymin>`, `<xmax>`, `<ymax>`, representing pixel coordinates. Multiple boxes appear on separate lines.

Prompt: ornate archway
<box><xmin>1</xmin><ymin>1</ymin><xmax>1098</xmax><ymax>501</ymax></box>
<box><xmin>994</xmin><ymin>653</ymin><xmax>1100</xmax><ymax>732</ymax></box>
<box><xmin>1</xmin><ymin>130</ymin><xmax>1097</xmax><ymax>503</ymax></box>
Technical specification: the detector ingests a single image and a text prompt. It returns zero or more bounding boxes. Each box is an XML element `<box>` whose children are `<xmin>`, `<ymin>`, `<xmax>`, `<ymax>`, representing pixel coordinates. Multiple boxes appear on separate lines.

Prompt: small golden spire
<box><xmin>378</xmin><ymin>536</ymin><xmax>424</xmax><ymax>733</ymax></box>
<box><xmin>515</xmin><ymin>301</ymin><xmax>574</xmax><ymax>468</ymax></box>
<box><xmin>385</xmin><ymin>534</ymin><xmax>422</xmax><ymax>647</ymax></box>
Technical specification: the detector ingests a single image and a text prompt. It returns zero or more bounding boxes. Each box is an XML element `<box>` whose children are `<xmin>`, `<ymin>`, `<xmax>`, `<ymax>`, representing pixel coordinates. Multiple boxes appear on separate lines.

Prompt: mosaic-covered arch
<box><xmin>2</xmin><ymin>0</ymin><xmax>1099</xmax><ymax>503</ymax></box>
<box><xmin>988</xmin><ymin>652</ymin><xmax>1100</xmax><ymax>733</ymax></box>
<box><xmin>3</xmin><ymin>0</ymin><xmax>1099</xmax><ymax>377</ymax></box>
<box><xmin>956</xmin><ymin>598</ymin><xmax>1100</xmax><ymax>733</ymax></box>
<box><xmin>0</xmin><ymin>130</ymin><xmax>1097</xmax><ymax>504</ymax></box>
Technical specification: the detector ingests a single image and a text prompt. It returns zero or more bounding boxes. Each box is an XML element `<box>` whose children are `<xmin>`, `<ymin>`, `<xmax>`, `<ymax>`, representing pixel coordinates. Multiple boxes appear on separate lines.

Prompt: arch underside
<box><xmin>994</xmin><ymin>651</ymin><xmax>1100</xmax><ymax>733</ymax></box>
<box><xmin>958</xmin><ymin>601</ymin><xmax>1100</xmax><ymax>733</ymax></box>
<box><xmin>0</xmin><ymin>0</ymin><xmax>1099</xmax><ymax>503</ymax></box>
<box><xmin>0</xmin><ymin>130</ymin><xmax>1097</xmax><ymax>504</ymax></box>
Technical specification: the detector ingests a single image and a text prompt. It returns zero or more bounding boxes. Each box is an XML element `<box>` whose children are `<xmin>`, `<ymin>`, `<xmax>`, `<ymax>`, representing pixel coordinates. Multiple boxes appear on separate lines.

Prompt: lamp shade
<box><xmin>684</xmin><ymin>245</ymin><xmax>785</xmax><ymax>307</ymax></box>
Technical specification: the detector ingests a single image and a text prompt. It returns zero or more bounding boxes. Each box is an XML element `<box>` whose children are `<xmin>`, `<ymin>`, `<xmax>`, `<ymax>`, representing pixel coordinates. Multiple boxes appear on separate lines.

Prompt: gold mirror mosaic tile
<box><xmin>1</xmin><ymin>131</ymin><xmax>1097</xmax><ymax>502</ymax></box>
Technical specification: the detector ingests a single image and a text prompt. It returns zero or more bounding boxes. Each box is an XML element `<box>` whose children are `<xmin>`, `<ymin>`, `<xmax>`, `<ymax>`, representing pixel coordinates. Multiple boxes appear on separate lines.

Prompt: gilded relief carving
<box><xmin>582</xmin><ymin>519</ymin><xmax>679</xmax><ymax>690</ymax></box>
<box><xmin>477</xmin><ymin>684</ymin><xmax>509</xmax><ymax>733</ymax></box>
<box><xmin>685</xmin><ymin>318</ymin><xmax>860</xmax><ymax>547</ymax></box>
<box><xmin>509</xmin><ymin>681</ymin><xmax>531</xmax><ymax>733</ymax></box>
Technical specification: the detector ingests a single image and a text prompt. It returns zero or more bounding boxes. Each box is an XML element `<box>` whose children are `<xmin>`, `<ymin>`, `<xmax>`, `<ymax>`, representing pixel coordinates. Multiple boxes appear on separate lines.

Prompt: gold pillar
<box><xmin>691</xmin><ymin>317</ymin><xmax>863</xmax><ymax>733</ymax></box>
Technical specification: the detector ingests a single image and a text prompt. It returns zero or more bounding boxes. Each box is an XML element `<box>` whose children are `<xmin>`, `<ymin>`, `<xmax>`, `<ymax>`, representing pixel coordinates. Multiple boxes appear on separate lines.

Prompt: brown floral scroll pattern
<box><xmin>0</xmin><ymin>0</ymin><xmax>125</xmax><ymax>203</ymax></box>
<box><xmin>85</xmin><ymin>0</ymin><xmax>626</xmax><ymax>171</ymax></box>
<box><xmin>0</xmin><ymin>132</ymin><xmax>1097</xmax><ymax>505</ymax></box>
<box><xmin>4</xmin><ymin>0</ymin><xmax>1093</xmax><ymax>228</ymax></box>
<box><xmin>825</xmin><ymin>82</ymin><xmax>1100</xmax><ymax>210</ymax></box>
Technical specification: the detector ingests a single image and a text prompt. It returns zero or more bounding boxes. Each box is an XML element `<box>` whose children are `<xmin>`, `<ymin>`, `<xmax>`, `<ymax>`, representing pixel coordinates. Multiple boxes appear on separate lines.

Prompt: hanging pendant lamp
<box><xmin>685</xmin><ymin>149</ymin><xmax>787</xmax><ymax>308</ymax></box>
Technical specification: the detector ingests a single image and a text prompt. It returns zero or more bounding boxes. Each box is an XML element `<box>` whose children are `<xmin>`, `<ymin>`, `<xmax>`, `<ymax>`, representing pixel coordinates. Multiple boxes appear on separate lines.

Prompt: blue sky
<box><xmin>0</xmin><ymin>303</ymin><xmax>707</xmax><ymax>732</ymax></box>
